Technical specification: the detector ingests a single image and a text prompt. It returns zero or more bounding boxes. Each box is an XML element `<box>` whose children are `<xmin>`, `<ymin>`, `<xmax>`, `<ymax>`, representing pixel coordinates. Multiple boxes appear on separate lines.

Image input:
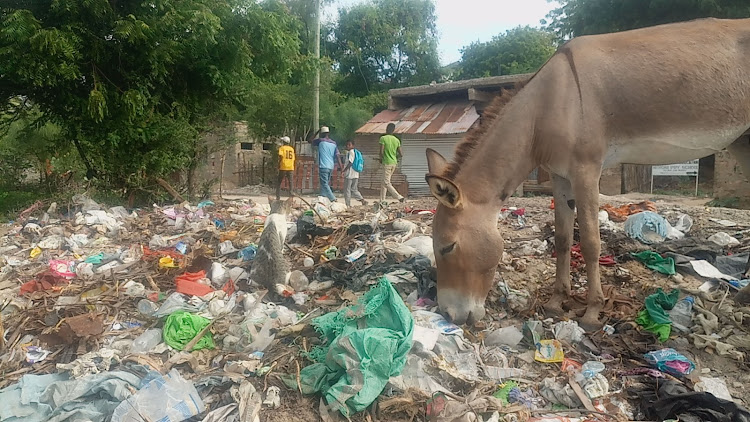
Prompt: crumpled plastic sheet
<box><xmin>539</xmin><ymin>377</ymin><xmax>582</xmax><ymax>408</ymax></box>
<box><xmin>624</xmin><ymin>211</ymin><xmax>668</xmax><ymax>244</ymax></box>
<box><xmin>111</xmin><ymin>369</ymin><xmax>205</xmax><ymax>422</ymax></box>
<box><xmin>289</xmin><ymin>279</ymin><xmax>414</xmax><ymax>417</ymax></box>
<box><xmin>690</xmin><ymin>334</ymin><xmax>745</xmax><ymax>360</ymax></box>
<box><xmin>0</xmin><ymin>371</ymin><xmax>140</xmax><ymax>422</ymax></box>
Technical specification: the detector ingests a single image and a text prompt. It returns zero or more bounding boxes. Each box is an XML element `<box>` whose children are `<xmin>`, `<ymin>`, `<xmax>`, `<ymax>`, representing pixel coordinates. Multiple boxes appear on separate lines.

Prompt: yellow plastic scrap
<box><xmin>159</xmin><ymin>256</ymin><xmax>178</xmax><ymax>269</ymax></box>
<box><xmin>535</xmin><ymin>339</ymin><xmax>565</xmax><ymax>363</ymax></box>
<box><xmin>30</xmin><ymin>247</ymin><xmax>42</xmax><ymax>258</ymax></box>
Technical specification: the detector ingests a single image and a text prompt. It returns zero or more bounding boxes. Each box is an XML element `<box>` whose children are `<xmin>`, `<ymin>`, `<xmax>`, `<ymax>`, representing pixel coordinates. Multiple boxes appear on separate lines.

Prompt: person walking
<box><xmin>276</xmin><ymin>136</ymin><xmax>295</xmax><ymax>200</ymax></box>
<box><xmin>310</xmin><ymin>126</ymin><xmax>342</xmax><ymax>202</ymax></box>
<box><xmin>343</xmin><ymin>140</ymin><xmax>367</xmax><ymax>207</ymax></box>
<box><xmin>379</xmin><ymin>123</ymin><xmax>405</xmax><ymax>203</ymax></box>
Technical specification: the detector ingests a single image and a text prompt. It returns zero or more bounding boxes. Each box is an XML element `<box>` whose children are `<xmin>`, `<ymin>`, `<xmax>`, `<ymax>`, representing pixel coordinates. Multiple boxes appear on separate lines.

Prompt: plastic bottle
<box><xmin>668</xmin><ymin>296</ymin><xmax>695</xmax><ymax>333</ymax></box>
<box><xmin>581</xmin><ymin>361</ymin><xmax>605</xmax><ymax>379</ymax></box>
<box><xmin>131</xmin><ymin>328</ymin><xmax>163</xmax><ymax>353</ymax></box>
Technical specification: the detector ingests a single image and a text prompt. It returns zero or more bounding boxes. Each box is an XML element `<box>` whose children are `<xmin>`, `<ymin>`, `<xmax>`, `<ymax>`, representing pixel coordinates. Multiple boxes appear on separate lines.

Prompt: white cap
<box><xmin>281</xmin><ymin>136</ymin><xmax>290</xmax><ymax>143</ymax></box>
<box><xmin>320</xmin><ymin>126</ymin><xmax>329</xmax><ymax>133</ymax></box>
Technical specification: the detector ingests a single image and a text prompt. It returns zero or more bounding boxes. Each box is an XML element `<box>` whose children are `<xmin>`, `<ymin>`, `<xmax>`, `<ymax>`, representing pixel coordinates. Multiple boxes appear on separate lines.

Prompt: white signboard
<box><xmin>652</xmin><ymin>160</ymin><xmax>699</xmax><ymax>176</ymax></box>
<box><xmin>651</xmin><ymin>159</ymin><xmax>700</xmax><ymax>196</ymax></box>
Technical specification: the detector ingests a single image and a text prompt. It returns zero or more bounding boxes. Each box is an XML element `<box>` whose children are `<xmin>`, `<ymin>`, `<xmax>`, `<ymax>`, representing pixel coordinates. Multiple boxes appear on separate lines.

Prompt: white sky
<box><xmin>325</xmin><ymin>0</ymin><xmax>558</xmax><ymax>65</ymax></box>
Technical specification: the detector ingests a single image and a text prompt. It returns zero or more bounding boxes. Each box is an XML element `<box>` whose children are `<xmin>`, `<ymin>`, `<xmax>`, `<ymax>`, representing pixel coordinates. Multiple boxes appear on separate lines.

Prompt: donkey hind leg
<box><xmin>572</xmin><ymin>166</ymin><xmax>605</xmax><ymax>331</ymax></box>
<box><xmin>544</xmin><ymin>174</ymin><xmax>575</xmax><ymax>316</ymax></box>
<box><xmin>728</xmin><ymin>137</ymin><xmax>750</xmax><ymax>303</ymax></box>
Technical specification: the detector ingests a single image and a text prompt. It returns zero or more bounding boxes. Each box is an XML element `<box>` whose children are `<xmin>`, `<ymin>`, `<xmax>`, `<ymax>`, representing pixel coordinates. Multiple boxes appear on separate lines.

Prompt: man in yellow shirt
<box><xmin>277</xmin><ymin>136</ymin><xmax>295</xmax><ymax>200</ymax></box>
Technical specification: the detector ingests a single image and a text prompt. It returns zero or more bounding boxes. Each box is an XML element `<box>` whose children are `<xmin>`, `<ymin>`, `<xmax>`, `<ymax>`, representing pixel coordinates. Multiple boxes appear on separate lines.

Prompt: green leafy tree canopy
<box><xmin>545</xmin><ymin>0</ymin><xmax>750</xmax><ymax>39</ymax></box>
<box><xmin>0</xmin><ymin>0</ymin><xmax>301</xmax><ymax>194</ymax></box>
<box><xmin>327</xmin><ymin>0</ymin><xmax>441</xmax><ymax>96</ymax></box>
<box><xmin>457</xmin><ymin>26</ymin><xmax>556</xmax><ymax>80</ymax></box>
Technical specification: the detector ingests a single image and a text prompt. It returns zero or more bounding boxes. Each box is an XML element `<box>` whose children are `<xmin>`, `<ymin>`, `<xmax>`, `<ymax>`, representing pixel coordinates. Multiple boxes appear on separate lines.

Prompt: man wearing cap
<box><xmin>276</xmin><ymin>136</ymin><xmax>295</xmax><ymax>200</ymax></box>
<box><xmin>310</xmin><ymin>126</ymin><xmax>342</xmax><ymax>202</ymax></box>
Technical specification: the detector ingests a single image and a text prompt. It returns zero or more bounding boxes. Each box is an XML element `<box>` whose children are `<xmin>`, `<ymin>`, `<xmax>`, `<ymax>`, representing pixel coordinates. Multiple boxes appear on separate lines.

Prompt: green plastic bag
<box><xmin>163</xmin><ymin>311</ymin><xmax>215</xmax><ymax>351</ymax></box>
<box><xmin>631</xmin><ymin>251</ymin><xmax>676</xmax><ymax>275</ymax></box>
<box><xmin>288</xmin><ymin>279</ymin><xmax>413</xmax><ymax>417</ymax></box>
<box><xmin>636</xmin><ymin>288</ymin><xmax>679</xmax><ymax>342</ymax></box>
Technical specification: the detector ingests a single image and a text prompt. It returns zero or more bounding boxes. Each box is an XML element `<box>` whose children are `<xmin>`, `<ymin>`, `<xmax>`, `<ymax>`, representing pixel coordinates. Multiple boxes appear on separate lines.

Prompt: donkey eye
<box><xmin>440</xmin><ymin>242</ymin><xmax>456</xmax><ymax>255</ymax></box>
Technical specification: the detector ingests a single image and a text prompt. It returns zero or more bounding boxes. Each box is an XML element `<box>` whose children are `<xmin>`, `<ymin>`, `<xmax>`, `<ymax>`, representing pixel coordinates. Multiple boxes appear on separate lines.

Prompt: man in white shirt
<box><xmin>343</xmin><ymin>140</ymin><xmax>367</xmax><ymax>207</ymax></box>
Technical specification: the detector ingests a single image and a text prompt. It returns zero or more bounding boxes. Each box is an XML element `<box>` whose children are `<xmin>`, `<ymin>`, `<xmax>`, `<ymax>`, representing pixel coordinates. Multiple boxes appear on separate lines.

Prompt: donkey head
<box><xmin>425</xmin><ymin>149</ymin><xmax>504</xmax><ymax>325</ymax></box>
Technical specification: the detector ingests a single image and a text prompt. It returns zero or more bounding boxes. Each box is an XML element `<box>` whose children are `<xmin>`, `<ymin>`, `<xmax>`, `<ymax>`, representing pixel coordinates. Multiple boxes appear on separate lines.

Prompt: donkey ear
<box><xmin>426</xmin><ymin>175</ymin><xmax>463</xmax><ymax>209</ymax></box>
<box><xmin>267</xmin><ymin>195</ymin><xmax>275</xmax><ymax>204</ymax></box>
<box><xmin>425</xmin><ymin>148</ymin><xmax>448</xmax><ymax>175</ymax></box>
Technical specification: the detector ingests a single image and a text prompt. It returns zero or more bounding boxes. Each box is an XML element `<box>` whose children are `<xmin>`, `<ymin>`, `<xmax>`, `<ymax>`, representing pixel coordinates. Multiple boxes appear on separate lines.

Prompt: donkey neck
<box><xmin>454</xmin><ymin>93</ymin><xmax>539</xmax><ymax>205</ymax></box>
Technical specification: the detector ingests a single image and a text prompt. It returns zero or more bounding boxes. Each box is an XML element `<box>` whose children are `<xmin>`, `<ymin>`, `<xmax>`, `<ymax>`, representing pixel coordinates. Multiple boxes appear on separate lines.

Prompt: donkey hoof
<box><xmin>543</xmin><ymin>302</ymin><xmax>565</xmax><ymax>317</ymax></box>
<box><xmin>579</xmin><ymin>315</ymin><xmax>604</xmax><ymax>332</ymax></box>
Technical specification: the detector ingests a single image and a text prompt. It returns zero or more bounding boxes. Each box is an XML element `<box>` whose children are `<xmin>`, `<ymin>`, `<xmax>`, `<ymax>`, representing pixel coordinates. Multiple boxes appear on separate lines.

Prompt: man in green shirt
<box><xmin>379</xmin><ymin>123</ymin><xmax>405</xmax><ymax>202</ymax></box>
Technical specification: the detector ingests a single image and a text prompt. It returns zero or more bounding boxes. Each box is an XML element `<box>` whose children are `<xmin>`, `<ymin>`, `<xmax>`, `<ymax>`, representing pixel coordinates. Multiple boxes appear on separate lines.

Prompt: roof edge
<box><xmin>388</xmin><ymin>73</ymin><xmax>533</xmax><ymax>99</ymax></box>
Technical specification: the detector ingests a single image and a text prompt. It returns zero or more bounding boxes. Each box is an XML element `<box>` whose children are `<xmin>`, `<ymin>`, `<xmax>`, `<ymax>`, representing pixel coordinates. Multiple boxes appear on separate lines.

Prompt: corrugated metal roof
<box><xmin>356</xmin><ymin>100</ymin><xmax>479</xmax><ymax>135</ymax></box>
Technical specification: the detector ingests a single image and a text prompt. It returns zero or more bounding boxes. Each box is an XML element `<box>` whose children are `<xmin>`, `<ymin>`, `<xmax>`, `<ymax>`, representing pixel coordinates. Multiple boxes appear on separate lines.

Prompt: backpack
<box><xmin>352</xmin><ymin>149</ymin><xmax>364</xmax><ymax>172</ymax></box>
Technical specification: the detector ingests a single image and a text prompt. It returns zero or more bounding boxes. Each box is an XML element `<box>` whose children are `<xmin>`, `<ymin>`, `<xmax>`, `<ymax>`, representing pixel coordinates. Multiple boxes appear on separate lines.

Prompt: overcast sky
<box><xmin>324</xmin><ymin>0</ymin><xmax>558</xmax><ymax>65</ymax></box>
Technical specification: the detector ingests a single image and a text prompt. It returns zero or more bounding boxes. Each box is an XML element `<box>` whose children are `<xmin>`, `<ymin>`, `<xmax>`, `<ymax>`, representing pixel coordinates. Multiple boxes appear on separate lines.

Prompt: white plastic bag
<box><xmin>111</xmin><ymin>369</ymin><xmax>205</xmax><ymax>422</ymax></box>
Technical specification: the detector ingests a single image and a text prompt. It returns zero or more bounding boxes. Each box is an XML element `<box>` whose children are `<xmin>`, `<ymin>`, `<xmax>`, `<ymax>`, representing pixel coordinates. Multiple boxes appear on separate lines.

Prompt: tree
<box><xmin>457</xmin><ymin>26</ymin><xmax>556</xmax><ymax>80</ymax></box>
<box><xmin>545</xmin><ymin>0</ymin><xmax>750</xmax><ymax>40</ymax></box>
<box><xmin>0</xmin><ymin>0</ymin><xmax>301</xmax><ymax>198</ymax></box>
<box><xmin>327</xmin><ymin>0</ymin><xmax>441</xmax><ymax>96</ymax></box>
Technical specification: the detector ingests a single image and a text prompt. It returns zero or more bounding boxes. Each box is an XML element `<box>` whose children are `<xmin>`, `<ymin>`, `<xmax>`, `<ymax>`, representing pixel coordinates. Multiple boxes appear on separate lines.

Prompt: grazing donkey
<box><xmin>425</xmin><ymin>18</ymin><xmax>750</xmax><ymax>329</ymax></box>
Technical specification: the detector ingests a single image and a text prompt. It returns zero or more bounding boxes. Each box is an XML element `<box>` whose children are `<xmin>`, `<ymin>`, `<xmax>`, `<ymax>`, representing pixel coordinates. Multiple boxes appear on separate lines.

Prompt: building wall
<box><xmin>715</xmin><ymin>149</ymin><xmax>750</xmax><ymax>200</ymax></box>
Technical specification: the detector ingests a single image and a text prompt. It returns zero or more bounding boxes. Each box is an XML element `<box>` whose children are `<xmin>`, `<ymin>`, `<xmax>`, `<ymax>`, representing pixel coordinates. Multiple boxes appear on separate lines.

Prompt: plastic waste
<box><xmin>345</xmin><ymin>248</ymin><xmax>366</xmax><ymax>262</ymax></box>
<box><xmin>25</xmin><ymin>346</ymin><xmax>50</xmax><ymax>363</ymax></box>
<box><xmin>248</xmin><ymin>319</ymin><xmax>275</xmax><ymax>352</ymax></box>
<box><xmin>535</xmin><ymin>340</ymin><xmax>564</xmax><ymax>363</ymax></box>
<box><xmin>137</xmin><ymin>299</ymin><xmax>159</xmax><ymax>316</ymax></box>
<box><xmin>412</xmin><ymin>310</ymin><xmax>462</xmax><ymax>335</ymax></box>
<box><xmin>644</xmin><ymin>348</ymin><xmax>695</xmax><ymax>377</ymax></box>
<box><xmin>263</xmin><ymin>386</ymin><xmax>281</xmax><ymax>408</ymax></box>
<box><xmin>667</xmin><ymin>296</ymin><xmax>694</xmax><ymax>333</ymax></box>
<box><xmin>239</xmin><ymin>245</ymin><xmax>258</xmax><ymax>261</ymax></box>
<box><xmin>218</xmin><ymin>240</ymin><xmax>238</xmax><ymax>255</ymax></box>
<box><xmin>708</xmin><ymin>232</ymin><xmax>740</xmax><ymax>247</ymax></box>
<box><xmin>289</xmin><ymin>270</ymin><xmax>309</xmax><ymax>291</ymax></box>
<box><xmin>131</xmin><ymin>328</ymin><xmax>163</xmax><ymax>353</ymax></box>
<box><xmin>153</xmin><ymin>292</ymin><xmax>205</xmax><ymax>318</ymax></box>
<box><xmin>581</xmin><ymin>361</ymin><xmax>605</xmax><ymax>379</ymax></box>
<box><xmin>485</xmin><ymin>326</ymin><xmax>524</xmax><ymax>348</ymax></box>
<box><xmin>583</xmin><ymin>373</ymin><xmax>610</xmax><ymax>399</ymax></box>
<box><xmin>111</xmin><ymin>369</ymin><xmax>205</xmax><ymax>422</ymax></box>
<box><xmin>163</xmin><ymin>311</ymin><xmax>215</xmax><ymax>351</ymax></box>
<box><xmin>553</xmin><ymin>320</ymin><xmax>586</xmax><ymax>343</ymax></box>
<box><xmin>625</xmin><ymin>211</ymin><xmax>669</xmax><ymax>244</ymax></box>
<box><xmin>210</xmin><ymin>262</ymin><xmax>229</xmax><ymax>287</ymax></box>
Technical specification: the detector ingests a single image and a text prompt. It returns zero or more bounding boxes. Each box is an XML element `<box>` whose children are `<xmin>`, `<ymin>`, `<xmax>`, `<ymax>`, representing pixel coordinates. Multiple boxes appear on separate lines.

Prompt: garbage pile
<box><xmin>0</xmin><ymin>192</ymin><xmax>749</xmax><ymax>421</ymax></box>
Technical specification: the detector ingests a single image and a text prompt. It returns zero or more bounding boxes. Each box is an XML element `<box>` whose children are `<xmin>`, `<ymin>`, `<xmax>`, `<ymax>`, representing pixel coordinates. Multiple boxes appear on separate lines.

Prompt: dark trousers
<box><xmin>276</xmin><ymin>170</ymin><xmax>294</xmax><ymax>200</ymax></box>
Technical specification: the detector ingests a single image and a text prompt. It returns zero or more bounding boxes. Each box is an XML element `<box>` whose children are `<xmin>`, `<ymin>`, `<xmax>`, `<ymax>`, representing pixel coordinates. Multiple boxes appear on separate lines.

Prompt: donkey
<box><xmin>425</xmin><ymin>17</ymin><xmax>750</xmax><ymax>330</ymax></box>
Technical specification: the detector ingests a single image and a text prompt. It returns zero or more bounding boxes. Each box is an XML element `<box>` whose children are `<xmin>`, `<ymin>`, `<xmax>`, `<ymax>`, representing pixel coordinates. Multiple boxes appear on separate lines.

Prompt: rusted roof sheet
<box><xmin>356</xmin><ymin>100</ymin><xmax>479</xmax><ymax>135</ymax></box>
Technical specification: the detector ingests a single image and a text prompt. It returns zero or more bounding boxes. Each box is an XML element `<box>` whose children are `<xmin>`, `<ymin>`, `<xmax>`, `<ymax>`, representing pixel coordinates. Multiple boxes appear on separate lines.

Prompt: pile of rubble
<box><xmin>0</xmin><ymin>192</ymin><xmax>749</xmax><ymax>422</ymax></box>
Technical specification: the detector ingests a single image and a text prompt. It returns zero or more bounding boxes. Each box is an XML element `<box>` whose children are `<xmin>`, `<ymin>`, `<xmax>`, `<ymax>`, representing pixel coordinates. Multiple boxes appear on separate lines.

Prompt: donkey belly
<box><xmin>604</xmin><ymin>125</ymin><xmax>749</xmax><ymax>167</ymax></box>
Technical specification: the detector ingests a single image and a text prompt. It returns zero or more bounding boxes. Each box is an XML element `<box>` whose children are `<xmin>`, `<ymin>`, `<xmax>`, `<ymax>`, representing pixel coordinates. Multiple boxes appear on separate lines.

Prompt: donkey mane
<box><xmin>443</xmin><ymin>79</ymin><xmax>531</xmax><ymax>179</ymax></box>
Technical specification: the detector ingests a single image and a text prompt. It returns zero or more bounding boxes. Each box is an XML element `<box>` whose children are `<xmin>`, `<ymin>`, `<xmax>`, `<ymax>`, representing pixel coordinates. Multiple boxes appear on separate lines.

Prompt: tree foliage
<box><xmin>327</xmin><ymin>0</ymin><xmax>441</xmax><ymax>96</ymax></box>
<box><xmin>457</xmin><ymin>26</ymin><xmax>556</xmax><ymax>80</ymax></box>
<box><xmin>0</xmin><ymin>0</ymin><xmax>301</xmax><ymax>195</ymax></box>
<box><xmin>545</xmin><ymin>0</ymin><xmax>750</xmax><ymax>39</ymax></box>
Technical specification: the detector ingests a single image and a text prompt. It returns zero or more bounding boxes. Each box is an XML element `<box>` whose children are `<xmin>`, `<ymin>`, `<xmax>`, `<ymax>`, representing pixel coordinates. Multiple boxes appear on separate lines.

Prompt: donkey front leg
<box><xmin>545</xmin><ymin>174</ymin><xmax>575</xmax><ymax>316</ymax></box>
<box><xmin>573</xmin><ymin>170</ymin><xmax>605</xmax><ymax>330</ymax></box>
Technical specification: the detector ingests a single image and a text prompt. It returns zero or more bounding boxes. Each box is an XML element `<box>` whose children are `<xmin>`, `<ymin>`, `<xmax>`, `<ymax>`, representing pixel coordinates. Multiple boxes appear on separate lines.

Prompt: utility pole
<box><xmin>312</xmin><ymin>0</ymin><xmax>320</xmax><ymax>142</ymax></box>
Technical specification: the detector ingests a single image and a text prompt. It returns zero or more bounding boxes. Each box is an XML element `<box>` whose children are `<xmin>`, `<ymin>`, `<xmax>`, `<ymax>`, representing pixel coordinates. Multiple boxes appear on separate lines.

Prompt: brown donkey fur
<box><xmin>426</xmin><ymin>18</ymin><xmax>750</xmax><ymax>329</ymax></box>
